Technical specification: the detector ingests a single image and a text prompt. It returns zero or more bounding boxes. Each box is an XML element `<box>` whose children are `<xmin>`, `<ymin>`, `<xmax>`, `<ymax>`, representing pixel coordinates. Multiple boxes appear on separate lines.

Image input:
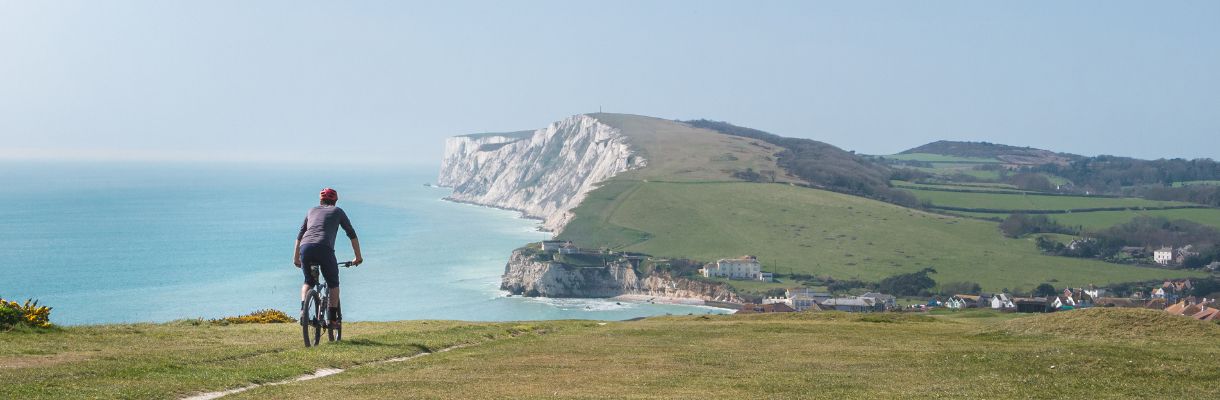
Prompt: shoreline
<box><xmin>438</xmin><ymin>183</ymin><xmax>737</xmax><ymax>314</ymax></box>
<box><xmin>432</xmin><ymin>185</ymin><xmax>553</xmax><ymax>233</ymax></box>
<box><xmin>612</xmin><ymin>294</ymin><xmax>739</xmax><ymax>311</ymax></box>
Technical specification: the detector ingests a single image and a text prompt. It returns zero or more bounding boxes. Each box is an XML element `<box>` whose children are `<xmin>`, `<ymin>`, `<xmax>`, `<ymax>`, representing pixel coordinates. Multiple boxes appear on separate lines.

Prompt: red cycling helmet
<box><xmin>320</xmin><ymin>188</ymin><xmax>339</xmax><ymax>202</ymax></box>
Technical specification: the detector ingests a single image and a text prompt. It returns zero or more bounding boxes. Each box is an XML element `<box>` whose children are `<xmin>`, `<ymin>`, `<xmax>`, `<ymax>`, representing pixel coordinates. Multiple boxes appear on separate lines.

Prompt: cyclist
<box><xmin>294</xmin><ymin>187</ymin><xmax>362</xmax><ymax>330</ymax></box>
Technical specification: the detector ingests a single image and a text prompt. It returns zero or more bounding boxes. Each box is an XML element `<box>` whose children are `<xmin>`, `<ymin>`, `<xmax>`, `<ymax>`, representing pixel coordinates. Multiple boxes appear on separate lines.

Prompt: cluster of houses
<box><xmin>937</xmin><ymin>280</ymin><xmax>1207</xmax><ymax>315</ymax></box>
<box><xmin>699</xmin><ymin>255</ymin><xmax>774</xmax><ymax>282</ymax></box>
<box><xmin>1163</xmin><ymin>296</ymin><xmax>1219</xmax><ymax>321</ymax></box>
<box><xmin>738</xmin><ymin>279</ymin><xmax>1216</xmax><ymax>319</ymax></box>
<box><xmin>940</xmin><ymin>291</ymin><xmax>1087</xmax><ymax>313</ymax></box>
<box><xmin>1104</xmin><ymin>244</ymin><xmax>1217</xmax><ymax>269</ymax></box>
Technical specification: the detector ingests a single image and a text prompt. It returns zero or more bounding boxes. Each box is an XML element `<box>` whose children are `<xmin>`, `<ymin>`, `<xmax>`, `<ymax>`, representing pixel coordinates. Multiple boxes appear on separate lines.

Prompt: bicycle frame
<box><xmin>301</xmin><ymin>261</ymin><xmax>355</xmax><ymax>347</ymax></box>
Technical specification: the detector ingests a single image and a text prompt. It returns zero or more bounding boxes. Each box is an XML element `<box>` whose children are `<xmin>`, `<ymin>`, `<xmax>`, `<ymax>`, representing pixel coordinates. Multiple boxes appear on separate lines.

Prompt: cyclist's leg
<box><xmin>318</xmin><ymin>250</ymin><xmax>341</xmax><ymax>326</ymax></box>
<box><xmin>299</xmin><ymin>244</ymin><xmax>322</xmax><ymax>308</ymax></box>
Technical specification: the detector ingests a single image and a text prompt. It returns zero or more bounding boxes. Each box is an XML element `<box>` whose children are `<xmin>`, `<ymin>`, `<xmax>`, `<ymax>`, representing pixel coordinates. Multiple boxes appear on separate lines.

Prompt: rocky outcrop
<box><xmin>500</xmin><ymin>249</ymin><xmax>740</xmax><ymax>303</ymax></box>
<box><xmin>438</xmin><ymin>114</ymin><xmax>644</xmax><ymax>232</ymax></box>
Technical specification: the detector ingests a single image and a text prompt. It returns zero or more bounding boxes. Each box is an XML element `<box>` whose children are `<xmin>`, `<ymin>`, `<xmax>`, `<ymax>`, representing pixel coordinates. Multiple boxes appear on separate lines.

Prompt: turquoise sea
<box><xmin>0</xmin><ymin>162</ymin><xmax>725</xmax><ymax>325</ymax></box>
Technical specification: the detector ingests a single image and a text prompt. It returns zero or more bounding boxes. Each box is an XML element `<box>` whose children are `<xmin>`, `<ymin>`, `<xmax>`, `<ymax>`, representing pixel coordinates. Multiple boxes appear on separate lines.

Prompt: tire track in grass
<box><xmin>181</xmin><ymin>344</ymin><xmax>473</xmax><ymax>400</ymax></box>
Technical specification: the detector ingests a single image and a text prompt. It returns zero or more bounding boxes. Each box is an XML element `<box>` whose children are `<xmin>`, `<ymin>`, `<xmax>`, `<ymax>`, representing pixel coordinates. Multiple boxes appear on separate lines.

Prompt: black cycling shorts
<box><xmin>300</xmin><ymin>243</ymin><xmax>339</xmax><ymax>288</ymax></box>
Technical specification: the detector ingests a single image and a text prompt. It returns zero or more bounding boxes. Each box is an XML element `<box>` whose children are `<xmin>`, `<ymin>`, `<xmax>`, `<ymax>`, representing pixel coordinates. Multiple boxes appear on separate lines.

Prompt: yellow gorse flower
<box><xmin>1</xmin><ymin>297</ymin><xmax>52</xmax><ymax>328</ymax></box>
<box><xmin>213</xmin><ymin>309</ymin><xmax>296</xmax><ymax>325</ymax></box>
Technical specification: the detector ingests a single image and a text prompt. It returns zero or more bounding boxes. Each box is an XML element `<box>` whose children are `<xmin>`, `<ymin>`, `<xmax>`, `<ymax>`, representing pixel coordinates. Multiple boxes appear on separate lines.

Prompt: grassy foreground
<box><xmin>4</xmin><ymin>309</ymin><xmax>1220</xmax><ymax>399</ymax></box>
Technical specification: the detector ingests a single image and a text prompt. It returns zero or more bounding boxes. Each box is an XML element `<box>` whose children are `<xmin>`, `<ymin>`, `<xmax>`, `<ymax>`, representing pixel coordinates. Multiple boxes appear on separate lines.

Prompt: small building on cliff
<box><xmin>700</xmin><ymin>256</ymin><xmax>766</xmax><ymax>280</ymax></box>
<box><xmin>541</xmin><ymin>240</ymin><xmax>567</xmax><ymax>252</ymax></box>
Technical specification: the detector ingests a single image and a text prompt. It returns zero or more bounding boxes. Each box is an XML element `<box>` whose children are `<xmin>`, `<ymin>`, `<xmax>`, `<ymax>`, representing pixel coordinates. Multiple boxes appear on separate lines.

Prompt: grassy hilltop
<box><xmin>4</xmin><ymin>309</ymin><xmax>1219</xmax><ymax>399</ymax></box>
<box><xmin>558</xmin><ymin>114</ymin><xmax>1203</xmax><ymax>293</ymax></box>
<box><xmin>878</xmin><ymin>141</ymin><xmax>1220</xmax><ymax>232</ymax></box>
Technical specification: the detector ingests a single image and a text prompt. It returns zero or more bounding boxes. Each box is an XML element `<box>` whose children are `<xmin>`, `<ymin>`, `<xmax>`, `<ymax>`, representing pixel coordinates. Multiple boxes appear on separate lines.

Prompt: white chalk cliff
<box><xmin>438</xmin><ymin>114</ymin><xmax>643</xmax><ymax>232</ymax></box>
<box><xmin>500</xmin><ymin>249</ymin><xmax>740</xmax><ymax>303</ymax></box>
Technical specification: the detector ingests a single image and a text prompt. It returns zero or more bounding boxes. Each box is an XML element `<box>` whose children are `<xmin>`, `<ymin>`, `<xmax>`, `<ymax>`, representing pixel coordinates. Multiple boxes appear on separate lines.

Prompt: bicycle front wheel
<box><xmin>301</xmin><ymin>292</ymin><xmax>323</xmax><ymax>347</ymax></box>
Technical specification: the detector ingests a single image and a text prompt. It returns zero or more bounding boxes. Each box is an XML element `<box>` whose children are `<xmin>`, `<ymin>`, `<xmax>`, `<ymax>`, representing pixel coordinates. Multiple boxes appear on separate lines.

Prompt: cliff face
<box><xmin>438</xmin><ymin>114</ymin><xmax>643</xmax><ymax>232</ymax></box>
<box><xmin>500</xmin><ymin>250</ymin><xmax>740</xmax><ymax>303</ymax></box>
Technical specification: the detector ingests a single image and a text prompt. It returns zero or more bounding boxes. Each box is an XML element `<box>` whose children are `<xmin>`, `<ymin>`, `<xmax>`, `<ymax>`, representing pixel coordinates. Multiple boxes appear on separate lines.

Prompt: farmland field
<box><xmin>1049</xmin><ymin>208</ymin><xmax>1220</xmax><ymax>231</ymax></box>
<box><xmin>892</xmin><ymin>181</ymin><xmax>1029</xmax><ymax>194</ymax></box>
<box><xmin>908</xmin><ymin>189</ymin><xmax>1190</xmax><ymax>211</ymax></box>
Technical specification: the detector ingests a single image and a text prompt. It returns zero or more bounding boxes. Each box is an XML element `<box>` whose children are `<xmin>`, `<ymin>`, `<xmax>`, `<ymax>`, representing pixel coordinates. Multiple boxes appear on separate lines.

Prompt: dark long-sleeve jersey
<box><xmin>297</xmin><ymin>205</ymin><xmax>357</xmax><ymax>250</ymax></box>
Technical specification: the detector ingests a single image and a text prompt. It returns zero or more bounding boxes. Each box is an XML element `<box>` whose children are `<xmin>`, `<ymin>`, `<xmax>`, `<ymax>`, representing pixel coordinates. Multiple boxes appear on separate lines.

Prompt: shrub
<box><xmin>878</xmin><ymin>267</ymin><xmax>937</xmax><ymax>296</ymax></box>
<box><xmin>1000</xmin><ymin>214</ymin><xmax>1076</xmax><ymax>238</ymax></box>
<box><xmin>0</xmin><ymin>297</ymin><xmax>53</xmax><ymax>328</ymax></box>
<box><xmin>212</xmin><ymin>309</ymin><xmax>296</xmax><ymax>325</ymax></box>
<box><xmin>939</xmin><ymin>281</ymin><xmax>982</xmax><ymax>296</ymax></box>
<box><xmin>1034</xmin><ymin>283</ymin><xmax>1058</xmax><ymax>297</ymax></box>
<box><xmin>0</xmin><ymin>305</ymin><xmax>20</xmax><ymax>328</ymax></box>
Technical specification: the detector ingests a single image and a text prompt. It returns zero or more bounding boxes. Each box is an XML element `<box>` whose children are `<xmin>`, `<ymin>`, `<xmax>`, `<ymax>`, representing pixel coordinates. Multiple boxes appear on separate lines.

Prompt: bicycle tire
<box><xmin>301</xmin><ymin>291</ymin><xmax>323</xmax><ymax>347</ymax></box>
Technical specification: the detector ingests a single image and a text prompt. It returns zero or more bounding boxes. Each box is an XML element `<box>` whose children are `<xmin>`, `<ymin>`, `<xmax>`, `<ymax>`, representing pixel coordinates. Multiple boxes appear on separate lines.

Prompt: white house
<box><xmin>762</xmin><ymin>297</ymin><xmax>790</xmax><ymax>307</ymax></box>
<box><xmin>1154</xmin><ymin>247</ymin><xmax>1175</xmax><ymax>265</ymax></box>
<box><xmin>945</xmin><ymin>297</ymin><xmax>967</xmax><ymax>309</ymax></box>
<box><xmin>700</xmin><ymin>256</ymin><xmax>764</xmax><ymax>280</ymax></box>
<box><xmin>990</xmin><ymin>293</ymin><xmax>1015</xmax><ymax>309</ymax></box>
<box><xmin>1050</xmin><ymin>295</ymin><xmax>1076</xmax><ymax>309</ymax></box>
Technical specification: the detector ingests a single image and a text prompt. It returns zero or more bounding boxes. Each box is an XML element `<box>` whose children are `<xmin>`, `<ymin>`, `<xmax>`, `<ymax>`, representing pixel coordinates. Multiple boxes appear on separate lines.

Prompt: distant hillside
<box><xmin>901</xmin><ymin>140</ymin><xmax>1079</xmax><ymax>166</ymax></box>
<box><xmin>443</xmin><ymin>114</ymin><xmax>1203</xmax><ymax>297</ymax></box>
<box><xmin>683</xmin><ymin>119</ymin><xmax>915</xmax><ymax>206</ymax></box>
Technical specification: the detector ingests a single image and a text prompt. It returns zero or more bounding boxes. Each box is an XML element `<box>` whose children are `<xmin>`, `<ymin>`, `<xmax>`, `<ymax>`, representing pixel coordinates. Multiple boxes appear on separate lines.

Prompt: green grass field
<box><xmin>892</xmin><ymin>180</ymin><xmax>1030</xmax><ymax>194</ymax></box>
<box><xmin>0</xmin><ymin>319</ymin><xmax>559</xmax><ymax>399</ymax></box>
<box><xmin>1048</xmin><ymin>208</ymin><xmax>1220</xmax><ymax>231</ymax></box>
<box><xmin>908</xmin><ymin>188</ymin><xmax>1189</xmax><ymax>211</ymax></box>
<box><xmin>590</xmin><ymin>113</ymin><xmax>797</xmax><ymax>183</ymax></box>
<box><xmin>5</xmin><ymin>309</ymin><xmax>1219</xmax><ymax>399</ymax></box>
<box><xmin>907</xmin><ymin>165</ymin><xmax>1004</xmax><ymax>180</ymax></box>
<box><xmin>559</xmin><ymin>181</ymin><xmax>1201</xmax><ymax>292</ymax></box>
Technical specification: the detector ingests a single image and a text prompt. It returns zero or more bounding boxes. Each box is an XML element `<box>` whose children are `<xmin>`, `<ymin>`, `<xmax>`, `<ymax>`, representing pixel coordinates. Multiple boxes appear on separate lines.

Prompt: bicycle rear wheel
<box><xmin>301</xmin><ymin>291</ymin><xmax>323</xmax><ymax>347</ymax></box>
<box><xmin>328</xmin><ymin>322</ymin><xmax>341</xmax><ymax>342</ymax></box>
<box><xmin>326</xmin><ymin>309</ymin><xmax>341</xmax><ymax>342</ymax></box>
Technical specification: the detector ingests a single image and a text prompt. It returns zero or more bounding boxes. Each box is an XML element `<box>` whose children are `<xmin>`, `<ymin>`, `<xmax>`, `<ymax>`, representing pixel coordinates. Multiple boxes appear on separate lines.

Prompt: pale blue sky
<box><xmin>2</xmin><ymin>1</ymin><xmax>1217</xmax><ymax>165</ymax></box>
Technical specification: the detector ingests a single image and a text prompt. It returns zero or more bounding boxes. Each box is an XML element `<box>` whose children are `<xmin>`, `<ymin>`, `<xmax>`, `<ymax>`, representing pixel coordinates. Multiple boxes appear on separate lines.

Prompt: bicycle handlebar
<box><xmin>304</xmin><ymin>261</ymin><xmax>357</xmax><ymax>268</ymax></box>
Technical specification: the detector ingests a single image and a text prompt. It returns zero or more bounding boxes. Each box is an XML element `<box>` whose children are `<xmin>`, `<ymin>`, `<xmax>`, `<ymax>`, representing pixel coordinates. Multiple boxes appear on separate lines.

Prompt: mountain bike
<box><xmin>301</xmin><ymin>261</ymin><xmax>354</xmax><ymax>347</ymax></box>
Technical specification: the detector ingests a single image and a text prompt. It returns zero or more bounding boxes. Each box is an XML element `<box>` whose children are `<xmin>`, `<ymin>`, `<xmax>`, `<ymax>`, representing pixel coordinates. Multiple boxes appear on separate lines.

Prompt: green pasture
<box><xmin>591</xmin><ymin>113</ymin><xmax>795</xmax><ymax>183</ymax></box>
<box><xmin>1049</xmin><ymin>208</ymin><xmax>1220</xmax><ymax>231</ymax></box>
<box><xmin>909</xmin><ymin>189</ymin><xmax>1189</xmax><ymax>211</ymax></box>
